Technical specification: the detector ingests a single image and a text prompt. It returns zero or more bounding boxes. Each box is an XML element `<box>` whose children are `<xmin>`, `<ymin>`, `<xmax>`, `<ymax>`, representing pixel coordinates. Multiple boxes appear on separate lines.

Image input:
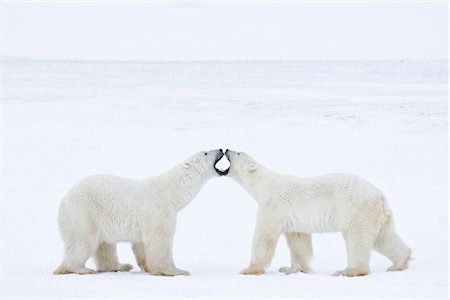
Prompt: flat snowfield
<box><xmin>2</xmin><ymin>59</ymin><xmax>448</xmax><ymax>298</ymax></box>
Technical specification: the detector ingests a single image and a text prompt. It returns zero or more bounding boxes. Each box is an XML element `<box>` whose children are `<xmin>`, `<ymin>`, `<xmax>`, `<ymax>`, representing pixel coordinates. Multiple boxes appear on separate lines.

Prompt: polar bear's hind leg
<box><xmin>53</xmin><ymin>237</ymin><xmax>98</xmax><ymax>275</ymax></box>
<box><xmin>95</xmin><ymin>242</ymin><xmax>133</xmax><ymax>272</ymax></box>
<box><xmin>374</xmin><ymin>216</ymin><xmax>412</xmax><ymax>272</ymax></box>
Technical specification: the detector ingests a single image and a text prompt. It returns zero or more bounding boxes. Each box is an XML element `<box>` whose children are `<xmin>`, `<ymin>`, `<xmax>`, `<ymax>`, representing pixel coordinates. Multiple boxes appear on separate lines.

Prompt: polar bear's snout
<box><xmin>224</xmin><ymin>149</ymin><xmax>238</xmax><ymax>171</ymax></box>
<box><xmin>214</xmin><ymin>149</ymin><xmax>230</xmax><ymax>176</ymax></box>
<box><xmin>223</xmin><ymin>149</ymin><xmax>244</xmax><ymax>177</ymax></box>
<box><xmin>224</xmin><ymin>149</ymin><xmax>235</xmax><ymax>160</ymax></box>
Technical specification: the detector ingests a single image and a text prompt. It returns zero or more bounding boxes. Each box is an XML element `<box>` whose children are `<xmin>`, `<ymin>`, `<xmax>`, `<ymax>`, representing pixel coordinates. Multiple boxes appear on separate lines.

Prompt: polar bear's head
<box><xmin>183</xmin><ymin>149</ymin><xmax>227</xmax><ymax>178</ymax></box>
<box><xmin>223</xmin><ymin>149</ymin><xmax>259</xmax><ymax>182</ymax></box>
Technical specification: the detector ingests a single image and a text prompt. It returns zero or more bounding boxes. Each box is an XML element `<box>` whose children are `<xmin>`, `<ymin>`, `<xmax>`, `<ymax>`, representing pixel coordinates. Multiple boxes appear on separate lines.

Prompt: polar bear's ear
<box><xmin>183</xmin><ymin>162</ymin><xmax>191</xmax><ymax>169</ymax></box>
<box><xmin>246</xmin><ymin>164</ymin><xmax>257</xmax><ymax>172</ymax></box>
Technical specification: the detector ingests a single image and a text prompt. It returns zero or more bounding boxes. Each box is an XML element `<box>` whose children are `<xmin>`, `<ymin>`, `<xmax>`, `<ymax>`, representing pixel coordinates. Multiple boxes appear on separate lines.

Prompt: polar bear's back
<box><xmin>281</xmin><ymin>173</ymin><xmax>383</xmax><ymax>199</ymax></box>
<box><xmin>60</xmin><ymin>174</ymin><xmax>141</xmax><ymax>208</ymax></box>
<box><xmin>309</xmin><ymin>173</ymin><xmax>383</xmax><ymax>197</ymax></box>
<box><xmin>58</xmin><ymin>175</ymin><xmax>148</xmax><ymax>243</ymax></box>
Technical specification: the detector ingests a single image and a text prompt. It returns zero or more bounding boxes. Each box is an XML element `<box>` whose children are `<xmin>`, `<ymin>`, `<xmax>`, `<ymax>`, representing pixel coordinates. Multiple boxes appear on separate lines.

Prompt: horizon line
<box><xmin>2</xmin><ymin>55</ymin><xmax>448</xmax><ymax>64</ymax></box>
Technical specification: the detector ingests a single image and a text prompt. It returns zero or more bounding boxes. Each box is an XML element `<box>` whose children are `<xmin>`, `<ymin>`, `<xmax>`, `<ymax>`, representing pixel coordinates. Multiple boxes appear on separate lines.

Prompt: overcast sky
<box><xmin>3</xmin><ymin>2</ymin><xmax>448</xmax><ymax>61</ymax></box>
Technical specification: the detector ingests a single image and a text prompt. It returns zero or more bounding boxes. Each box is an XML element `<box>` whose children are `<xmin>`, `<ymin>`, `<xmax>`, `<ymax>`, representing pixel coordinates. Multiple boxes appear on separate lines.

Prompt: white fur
<box><xmin>54</xmin><ymin>150</ymin><xmax>223</xmax><ymax>276</ymax></box>
<box><xmin>225</xmin><ymin>150</ymin><xmax>412</xmax><ymax>277</ymax></box>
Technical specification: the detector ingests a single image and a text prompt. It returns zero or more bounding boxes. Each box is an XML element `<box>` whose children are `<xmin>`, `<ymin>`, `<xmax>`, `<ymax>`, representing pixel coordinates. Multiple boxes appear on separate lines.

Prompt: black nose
<box><xmin>215</xmin><ymin>149</ymin><xmax>224</xmax><ymax>160</ymax></box>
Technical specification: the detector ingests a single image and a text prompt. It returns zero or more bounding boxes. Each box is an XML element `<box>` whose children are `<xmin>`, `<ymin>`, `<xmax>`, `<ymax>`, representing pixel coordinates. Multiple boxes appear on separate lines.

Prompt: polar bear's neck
<box><xmin>237</xmin><ymin>166</ymin><xmax>279</xmax><ymax>204</ymax></box>
<box><xmin>157</xmin><ymin>165</ymin><xmax>210</xmax><ymax>210</ymax></box>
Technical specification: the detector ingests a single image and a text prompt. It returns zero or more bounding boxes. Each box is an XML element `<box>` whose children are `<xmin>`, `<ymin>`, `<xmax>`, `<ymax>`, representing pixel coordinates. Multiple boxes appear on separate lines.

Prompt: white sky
<box><xmin>3</xmin><ymin>2</ymin><xmax>448</xmax><ymax>61</ymax></box>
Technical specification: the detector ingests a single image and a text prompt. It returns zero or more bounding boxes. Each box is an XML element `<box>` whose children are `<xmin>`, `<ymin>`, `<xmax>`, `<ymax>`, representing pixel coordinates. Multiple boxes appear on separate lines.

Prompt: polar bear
<box><xmin>224</xmin><ymin>149</ymin><xmax>411</xmax><ymax>277</ymax></box>
<box><xmin>54</xmin><ymin>149</ymin><xmax>226</xmax><ymax>276</ymax></box>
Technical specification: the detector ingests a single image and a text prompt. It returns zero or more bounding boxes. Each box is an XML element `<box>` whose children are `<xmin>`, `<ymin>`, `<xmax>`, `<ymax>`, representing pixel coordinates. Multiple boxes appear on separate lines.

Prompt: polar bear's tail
<box><xmin>374</xmin><ymin>210</ymin><xmax>412</xmax><ymax>272</ymax></box>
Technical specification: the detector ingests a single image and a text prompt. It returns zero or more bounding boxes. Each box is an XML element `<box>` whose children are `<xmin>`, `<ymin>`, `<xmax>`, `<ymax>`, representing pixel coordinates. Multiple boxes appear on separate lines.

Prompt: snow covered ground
<box><xmin>2</xmin><ymin>58</ymin><xmax>448</xmax><ymax>298</ymax></box>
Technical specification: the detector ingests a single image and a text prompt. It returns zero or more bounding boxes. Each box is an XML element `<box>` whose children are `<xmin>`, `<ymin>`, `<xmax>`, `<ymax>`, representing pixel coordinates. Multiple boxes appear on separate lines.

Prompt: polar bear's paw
<box><xmin>240</xmin><ymin>267</ymin><xmax>265</xmax><ymax>275</ymax></box>
<box><xmin>97</xmin><ymin>263</ymin><xmax>133</xmax><ymax>273</ymax></box>
<box><xmin>149</xmin><ymin>267</ymin><xmax>190</xmax><ymax>276</ymax></box>
<box><xmin>117</xmin><ymin>263</ymin><xmax>133</xmax><ymax>272</ymax></box>
<box><xmin>387</xmin><ymin>250</ymin><xmax>412</xmax><ymax>272</ymax></box>
<box><xmin>111</xmin><ymin>263</ymin><xmax>133</xmax><ymax>272</ymax></box>
<box><xmin>78</xmin><ymin>268</ymin><xmax>98</xmax><ymax>275</ymax></box>
<box><xmin>54</xmin><ymin>266</ymin><xmax>97</xmax><ymax>275</ymax></box>
<box><xmin>170</xmin><ymin>268</ymin><xmax>190</xmax><ymax>276</ymax></box>
<box><xmin>387</xmin><ymin>263</ymin><xmax>408</xmax><ymax>272</ymax></box>
<box><xmin>332</xmin><ymin>268</ymin><xmax>369</xmax><ymax>277</ymax></box>
<box><xmin>279</xmin><ymin>265</ymin><xmax>311</xmax><ymax>275</ymax></box>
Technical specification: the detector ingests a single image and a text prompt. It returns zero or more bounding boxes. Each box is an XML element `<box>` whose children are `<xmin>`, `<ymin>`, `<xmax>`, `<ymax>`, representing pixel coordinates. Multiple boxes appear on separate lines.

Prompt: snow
<box><xmin>2</xmin><ymin>58</ymin><xmax>448</xmax><ymax>298</ymax></box>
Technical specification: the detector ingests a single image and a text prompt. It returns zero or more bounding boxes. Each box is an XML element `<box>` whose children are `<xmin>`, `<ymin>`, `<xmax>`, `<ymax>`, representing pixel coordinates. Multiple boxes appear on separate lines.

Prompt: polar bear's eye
<box><xmin>204</xmin><ymin>152</ymin><xmax>208</xmax><ymax>155</ymax></box>
<box><xmin>238</xmin><ymin>153</ymin><xmax>240</xmax><ymax>156</ymax></box>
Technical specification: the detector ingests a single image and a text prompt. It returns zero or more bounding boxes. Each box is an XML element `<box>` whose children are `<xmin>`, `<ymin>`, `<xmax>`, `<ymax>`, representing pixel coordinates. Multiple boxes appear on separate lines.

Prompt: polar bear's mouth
<box><xmin>214</xmin><ymin>153</ymin><xmax>230</xmax><ymax>176</ymax></box>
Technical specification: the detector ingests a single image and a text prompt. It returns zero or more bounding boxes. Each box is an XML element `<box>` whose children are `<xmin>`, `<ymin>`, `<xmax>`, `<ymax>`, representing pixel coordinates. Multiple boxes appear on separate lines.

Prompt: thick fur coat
<box><xmin>54</xmin><ymin>149</ymin><xmax>224</xmax><ymax>276</ymax></box>
<box><xmin>225</xmin><ymin>150</ymin><xmax>411</xmax><ymax>277</ymax></box>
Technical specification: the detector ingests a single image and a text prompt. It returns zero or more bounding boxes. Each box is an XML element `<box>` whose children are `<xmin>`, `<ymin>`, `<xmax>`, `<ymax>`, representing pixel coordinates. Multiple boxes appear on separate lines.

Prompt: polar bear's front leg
<box><xmin>279</xmin><ymin>232</ymin><xmax>313</xmax><ymax>275</ymax></box>
<box><xmin>142</xmin><ymin>217</ymin><xmax>190</xmax><ymax>276</ymax></box>
<box><xmin>241</xmin><ymin>212</ymin><xmax>282</xmax><ymax>275</ymax></box>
